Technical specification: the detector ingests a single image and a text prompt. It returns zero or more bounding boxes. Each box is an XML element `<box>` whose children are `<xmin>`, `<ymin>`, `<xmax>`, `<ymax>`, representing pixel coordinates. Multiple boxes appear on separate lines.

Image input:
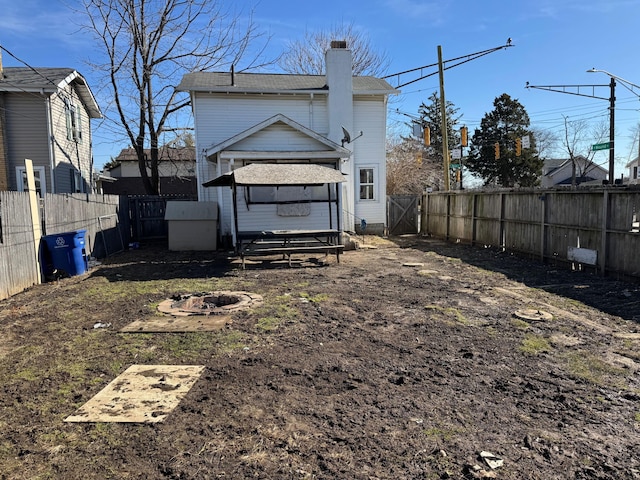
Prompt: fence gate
<box><xmin>387</xmin><ymin>195</ymin><xmax>419</xmax><ymax>235</ymax></box>
<box><xmin>128</xmin><ymin>195</ymin><xmax>198</xmax><ymax>241</ymax></box>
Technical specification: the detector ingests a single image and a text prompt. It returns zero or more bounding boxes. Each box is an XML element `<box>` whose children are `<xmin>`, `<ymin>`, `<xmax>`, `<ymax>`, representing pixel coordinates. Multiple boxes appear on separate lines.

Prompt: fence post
<box><xmin>24</xmin><ymin>159</ymin><xmax>42</xmax><ymax>284</ymax></box>
<box><xmin>499</xmin><ymin>192</ymin><xmax>505</xmax><ymax>251</ymax></box>
<box><xmin>600</xmin><ymin>190</ymin><xmax>608</xmax><ymax>275</ymax></box>
<box><xmin>471</xmin><ymin>193</ymin><xmax>477</xmax><ymax>246</ymax></box>
<box><xmin>539</xmin><ymin>192</ymin><xmax>546</xmax><ymax>262</ymax></box>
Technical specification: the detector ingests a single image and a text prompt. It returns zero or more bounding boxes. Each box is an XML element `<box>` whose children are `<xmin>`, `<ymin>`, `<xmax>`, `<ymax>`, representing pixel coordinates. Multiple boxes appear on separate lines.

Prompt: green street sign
<box><xmin>592</xmin><ymin>142</ymin><xmax>611</xmax><ymax>151</ymax></box>
<box><xmin>450</xmin><ymin>163</ymin><xmax>461</xmax><ymax>169</ymax></box>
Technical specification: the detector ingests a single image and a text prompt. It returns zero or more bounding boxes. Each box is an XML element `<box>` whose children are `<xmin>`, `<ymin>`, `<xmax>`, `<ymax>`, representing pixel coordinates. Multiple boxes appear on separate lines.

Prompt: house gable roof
<box><xmin>203</xmin><ymin>114</ymin><xmax>351</xmax><ymax>159</ymax></box>
<box><xmin>113</xmin><ymin>146</ymin><xmax>196</xmax><ymax>164</ymax></box>
<box><xmin>0</xmin><ymin>67</ymin><xmax>102</xmax><ymax>118</ymax></box>
<box><xmin>177</xmin><ymin>71</ymin><xmax>398</xmax><ymax>95</ymax></box>
<box><xmin>544</xmin><ymin>156</ymin><xmax>607</xmax><ymax>179</ymax></box>
<box><xmin>625</xmin><ymin>156</ymin><xmax>639</xmax><ymax>168</ymax></box>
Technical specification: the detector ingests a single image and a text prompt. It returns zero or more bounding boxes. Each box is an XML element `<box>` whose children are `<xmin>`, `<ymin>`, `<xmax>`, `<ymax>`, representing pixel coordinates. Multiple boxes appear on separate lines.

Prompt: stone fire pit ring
<box><xmin>157</xmin><ymin>291</ymin><xmax>263</xmax><ymax>317</ymax></box>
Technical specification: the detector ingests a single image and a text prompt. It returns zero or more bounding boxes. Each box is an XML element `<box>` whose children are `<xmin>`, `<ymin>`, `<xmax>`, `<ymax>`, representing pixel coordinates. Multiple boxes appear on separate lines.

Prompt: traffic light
<box><xmin>494</xmin><ymin>142</ymin><xmax>500</xmax><ymax>160</ymax></box>
<box><xmin>424</xmin><ymin>126</ymin><xmax>431</xmax><ymax>146</ymax></box>
<box><xmin>460</xmin><ymin>126</ymin><xmax>468</xmax><ymax>147</ymax></box>
<box><xmin>516</xmin><ymin>137</ymin><xmax>522</xmax><ymax>156</ymax></box>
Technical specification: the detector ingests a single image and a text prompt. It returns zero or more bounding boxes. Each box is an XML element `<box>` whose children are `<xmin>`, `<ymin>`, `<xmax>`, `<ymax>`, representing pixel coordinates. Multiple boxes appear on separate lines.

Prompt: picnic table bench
<box><xmin>237</xmin><ymin>229</ymin><xmax>344</xmax><ymax>268</ymax></box>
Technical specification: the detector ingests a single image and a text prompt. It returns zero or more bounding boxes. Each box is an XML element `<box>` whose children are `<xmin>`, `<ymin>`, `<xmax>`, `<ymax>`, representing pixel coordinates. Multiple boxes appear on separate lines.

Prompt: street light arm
<box><xmin>587</xmin><ymin>68</ymin><xmax>640</xmax><ymax>98</ymax></box>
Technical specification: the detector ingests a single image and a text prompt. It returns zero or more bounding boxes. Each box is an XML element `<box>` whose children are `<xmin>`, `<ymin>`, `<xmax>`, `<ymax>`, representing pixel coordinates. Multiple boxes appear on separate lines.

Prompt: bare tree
<box><xmin>561</xmin><ymin>116</ymin><xmax>608</xmax><ymax>186</ymax></box>
<box><xmin>529</xmin><ymin>127</ymin><xmax>558</xmax><ymax>161</ymax></box>
<box><xmin>80</xmin><ymin>0</ymin><xmax>269</xmax><ymax>194</ymax></box>
<box><xmin>279</xmin><ymin>22</ymin><xmax>390</xmax><ymax>76</ymax></box>
<box><xmin>386</xmin><ymin>135</ymin><xmax>442</xmax><ymax>195</ymax></box>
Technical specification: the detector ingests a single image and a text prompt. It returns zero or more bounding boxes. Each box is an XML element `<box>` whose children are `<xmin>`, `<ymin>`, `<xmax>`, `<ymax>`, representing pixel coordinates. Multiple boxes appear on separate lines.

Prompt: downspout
<box><xmin>309</xmin><ymin>93</ymin><xmax>314</xmax><ymax>130</ymax></box>
<box><xmin>45</xmin><ymin>95</ymin><xmax>56</xmax><ymax>193</ymax></box>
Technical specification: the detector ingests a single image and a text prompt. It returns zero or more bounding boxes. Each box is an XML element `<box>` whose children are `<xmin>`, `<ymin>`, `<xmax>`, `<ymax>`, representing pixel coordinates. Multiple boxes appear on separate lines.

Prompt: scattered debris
<box><xmin>93</xmin><ymin>322</ymin><xmax>111</xmax><ymax>329</ymax></box>
<box><xmin>480</xmin><ymin>451</ymin><xmax>504</xmax><ymax>470</ymax></box>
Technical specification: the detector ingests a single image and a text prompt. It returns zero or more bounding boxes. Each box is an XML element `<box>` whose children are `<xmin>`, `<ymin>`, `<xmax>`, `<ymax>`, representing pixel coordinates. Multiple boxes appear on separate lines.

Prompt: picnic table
<box><xmin>236</xmin><ymin>229</ymin><xmax>344</xmax><ymax>268</ymax></box>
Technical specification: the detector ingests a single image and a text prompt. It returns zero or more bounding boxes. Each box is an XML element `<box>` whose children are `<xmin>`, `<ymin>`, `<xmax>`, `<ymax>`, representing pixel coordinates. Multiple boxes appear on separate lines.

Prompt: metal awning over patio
<box><xmin>203</xmin><ymin>163</ymin><xmax>346</xmax><ymax>187</ymax></box>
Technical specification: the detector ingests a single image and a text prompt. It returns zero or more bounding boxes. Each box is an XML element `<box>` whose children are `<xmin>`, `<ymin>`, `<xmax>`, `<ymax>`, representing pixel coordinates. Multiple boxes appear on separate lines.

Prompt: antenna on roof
<box><xmin>341</xmin><ymin>126</ymin><xmax>363</xmax><ymax>147</ymax></box>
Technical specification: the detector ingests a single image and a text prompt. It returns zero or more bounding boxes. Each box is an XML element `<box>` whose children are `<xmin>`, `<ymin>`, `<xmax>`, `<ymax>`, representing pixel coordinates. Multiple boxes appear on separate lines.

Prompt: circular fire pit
<box><xmin>157</xmin><ymin>291</ymin><xmax>263</xmax><ymax>317</ymax></box>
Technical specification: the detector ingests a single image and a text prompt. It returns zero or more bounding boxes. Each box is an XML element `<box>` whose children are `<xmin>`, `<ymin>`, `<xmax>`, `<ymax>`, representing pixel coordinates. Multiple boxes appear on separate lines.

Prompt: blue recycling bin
<box><xmin>42</xmin><ymin>230</ymin><xmax>88</xmax><ymax>277</ymax></box>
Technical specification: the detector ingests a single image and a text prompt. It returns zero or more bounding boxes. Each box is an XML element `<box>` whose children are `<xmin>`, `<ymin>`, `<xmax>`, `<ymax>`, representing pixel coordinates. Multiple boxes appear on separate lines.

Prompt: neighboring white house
<box><xmin>625</xmin><ymin>156</ymin><xmax>639</xmax><ymax>185</ymax></box>
<box><xmin>541</xmin><ymin>156</ymin><xmax>608</xmax><ymax>187</ymax></box>
<box><xmin>177</xmin><ymin>42</ymin><xmax>397</xmax><ymax>244</ymax></box>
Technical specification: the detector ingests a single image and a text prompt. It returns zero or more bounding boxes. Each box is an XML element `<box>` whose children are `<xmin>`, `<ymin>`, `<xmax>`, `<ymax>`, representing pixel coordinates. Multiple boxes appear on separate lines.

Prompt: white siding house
<box><xmin>177</xmin><ymin>43</ymin><xmax>397</xmax><ymax>246</ymax></box>
<box><xmin>541</xmin><ymin>156</ymin><xmax>608</xmax><ymax>187</ymax></box>
<box><xmin>625</xmin><ymin>156</ymin><xmax>639</xmax><ymax>185</ymax></box>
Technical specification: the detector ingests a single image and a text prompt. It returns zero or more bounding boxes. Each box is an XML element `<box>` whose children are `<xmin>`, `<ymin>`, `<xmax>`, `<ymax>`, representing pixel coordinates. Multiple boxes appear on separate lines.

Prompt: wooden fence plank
<box><xmin>0</xmin><ymin>191</ymin><xmax>39</xmax><ymax>299</ymax></box>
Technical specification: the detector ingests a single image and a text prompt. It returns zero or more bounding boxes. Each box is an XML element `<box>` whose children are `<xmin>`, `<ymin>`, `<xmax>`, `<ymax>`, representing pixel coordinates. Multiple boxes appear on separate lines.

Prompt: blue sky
<box><xmin>1</xmin><ymin>0</ymin><xmax>640</xmax><ymax>178</ymax></box>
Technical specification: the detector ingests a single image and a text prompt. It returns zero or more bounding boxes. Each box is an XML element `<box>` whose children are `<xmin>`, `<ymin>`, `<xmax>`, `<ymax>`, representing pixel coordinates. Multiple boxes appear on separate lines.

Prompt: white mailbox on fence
<box><xmin>164</xmin><ymin>201</ymin><xmax>218</xmax><ymax>251</ymax></box>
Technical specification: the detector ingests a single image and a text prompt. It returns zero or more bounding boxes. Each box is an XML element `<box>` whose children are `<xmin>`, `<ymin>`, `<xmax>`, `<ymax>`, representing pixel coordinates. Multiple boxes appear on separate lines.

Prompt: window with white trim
<box><xmin>65</xmin><ymin>101</ymin><xmax>83</xmax><ymax>143</ymax></box>
<box><xmin>358</xmin><ymin>167</ymin><xmax>376</xmax><ymax>201</ymax></box>
<box><xmin>16</xmin><ymin>166</ymin><xmax>46</xmax><ymax>196</ymax></box>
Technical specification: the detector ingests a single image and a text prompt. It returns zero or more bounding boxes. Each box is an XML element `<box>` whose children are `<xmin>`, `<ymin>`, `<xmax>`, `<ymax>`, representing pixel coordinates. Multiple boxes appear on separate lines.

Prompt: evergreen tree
<box><xmin>466</xmin><ymin>94</ymin><xmax>542</xmax><ymax>187</ymax></box>
<box><xmin>418</xmin><ymin>92</ymin><xmax>462</xmax><ymax>166</ymax></box>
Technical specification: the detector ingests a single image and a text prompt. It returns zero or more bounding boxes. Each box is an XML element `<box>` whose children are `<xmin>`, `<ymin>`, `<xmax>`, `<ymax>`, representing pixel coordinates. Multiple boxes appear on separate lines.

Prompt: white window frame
<box><xmin>16</xmin><ymin>166</ymin><xmax>47</xmax><ymax>196</ymax></box>
<box><xmin>358</xmin><ymin>166</ymin><xmax>377</xmax><ymax>201</ymax></box>
<box><xmin>65</xmin><ymin>101</ymin><xmax>83</xmax><ymax>143</ymax></box>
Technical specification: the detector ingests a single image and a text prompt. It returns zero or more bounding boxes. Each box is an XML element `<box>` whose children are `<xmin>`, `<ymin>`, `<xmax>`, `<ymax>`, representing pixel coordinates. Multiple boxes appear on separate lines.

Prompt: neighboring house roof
<box><xmin>543</xmin><ymin>158</ymin><xmax>568</xmax><ymax>175</ymax></box>
<box><xmin>203</xmin><ymin>163</ymin><xmax>346</xmax><ymax>187</ymax></box>
<box><xmin>112</xmin><ymin>146</ymin><xmax>196</xmax><ymax>164</ymax></box>
<box><xmin>177</xmin><ymin>71</ymin><xmax>398</xmax><ymax>95</ymax></box>
<box><xmin>543</xmin><ymin>155</ymin><xmax>608</xmax><ymax>185</ymax></box>
<box><xmin>203</xmin><ymin>114</ymin><xmax>350</xmax><ymax>159</ymax></box>
<box><xmin>0</xmin><ymin>67</ymin><xmax>102</xmax><ymax>118</ymax></box>
<box><xmin>625</xmin><ymin>156</ymin><xmax>639</xmax><ymax>168</ymax></box>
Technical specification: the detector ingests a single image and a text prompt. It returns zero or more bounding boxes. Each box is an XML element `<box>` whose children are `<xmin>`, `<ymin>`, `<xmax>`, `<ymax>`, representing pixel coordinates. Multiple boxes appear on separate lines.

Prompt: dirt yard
<box><xmin>0</xmin><ymin>235</ymin><xmax>639</xmax><ymax>479</ymax></box>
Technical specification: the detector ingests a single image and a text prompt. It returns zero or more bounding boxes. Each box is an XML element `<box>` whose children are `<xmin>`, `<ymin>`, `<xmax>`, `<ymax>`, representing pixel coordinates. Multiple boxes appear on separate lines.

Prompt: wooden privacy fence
<box><xmin>43</xmin><ymin>193</ymin><xmax>128</xmax><ymax>258</ymax></box>
<box><xmin>0</xmin><ymin>191</ymin><xmax>40</xmax><ymax>299</ymax></box>
<box><xmin>0</xmin><ymin>192</ymin><xmax>126</xmax><ymax>300</ymax></box>
<box><xmin>422</xmin><ymin>188</ymin><xmax>640</xmax><ymax>279</ymax></box>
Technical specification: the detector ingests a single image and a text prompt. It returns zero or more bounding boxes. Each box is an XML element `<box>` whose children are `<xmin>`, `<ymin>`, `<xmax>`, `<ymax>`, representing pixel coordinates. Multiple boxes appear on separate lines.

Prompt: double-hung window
<box><xmin>359</xmin><ymin>167</ymin><xmax>376</xmax><ymax>201</ymax></box>
<box><xmin>16</xmin><ymin>166</ymin><xmax>46</xmax><ymax>196</ymax></box>
<box><xmin>65</xmin><ymin>101</ymin><xmax>83</xmax><ymax>143</ymax></box>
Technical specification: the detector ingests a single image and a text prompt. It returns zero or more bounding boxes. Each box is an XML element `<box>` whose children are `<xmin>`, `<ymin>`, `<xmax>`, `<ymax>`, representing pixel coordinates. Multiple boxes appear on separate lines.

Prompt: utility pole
<box><xmin>526</xmin><ymin>81</ymin><xmax>615</xmax><ymax>183</ymax></box>
<box><xmin>438</xmin><ymin>46</ymin><xmax>450</xmax><ymax>191</ymax></box>
<box><xmin>608</xmin><ymin>78</ymin><xmax>615</xmax><ymax>184</ymax></box>
<box><xmin>385</xmin><ymin>40</ymin><xmax>513</xmax><ymax>191</ymax></box>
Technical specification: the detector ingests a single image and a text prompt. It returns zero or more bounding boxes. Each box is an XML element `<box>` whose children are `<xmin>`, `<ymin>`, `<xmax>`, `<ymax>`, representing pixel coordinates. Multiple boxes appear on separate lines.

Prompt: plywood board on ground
<box><xmin>121</xmin><ymin>315</ymin><xmax>230</xmax><ymax>332</ymax></box>
<box><xmin>64</xmin><ymin>365</ymin><xmax>205</xmax><ymax>423</ymax></box>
